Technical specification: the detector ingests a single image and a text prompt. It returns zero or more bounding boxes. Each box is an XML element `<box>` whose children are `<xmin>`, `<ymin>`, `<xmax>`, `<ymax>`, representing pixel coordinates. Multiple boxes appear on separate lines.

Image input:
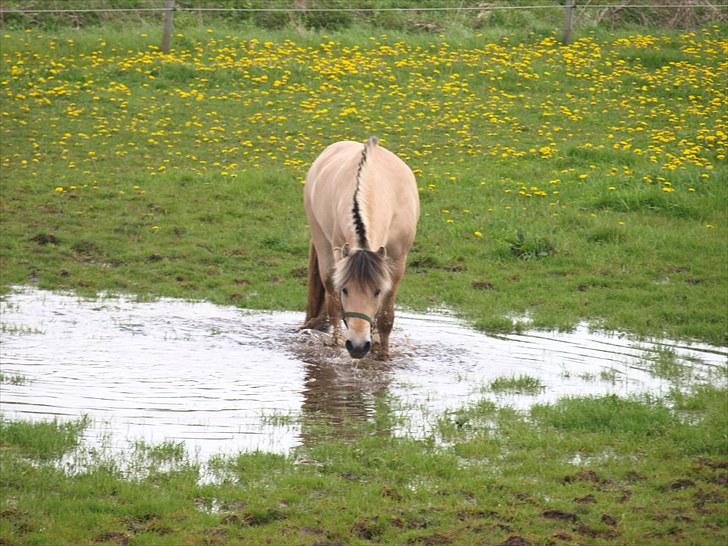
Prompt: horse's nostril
<box><xmin>345</xmin><ymin>339</ymin><xmax>371</xmax><ymax>359</ymax></box>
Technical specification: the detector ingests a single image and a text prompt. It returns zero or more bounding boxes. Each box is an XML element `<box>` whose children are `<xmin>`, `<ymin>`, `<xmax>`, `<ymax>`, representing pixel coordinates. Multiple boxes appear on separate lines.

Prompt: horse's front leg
<box><xmin>375</xmin><ymin>297</ymin><xmax>395</xmax><ymax>360</ymax></box>
<box><xmin>376</xmin><ymin>261</ymin><xmax>405</xmax><ymax>359</ymax></box>
<box><xmin>324</xmin><ymin>278</ymin><xmax>344</xmax><ymax>347</ymax></box>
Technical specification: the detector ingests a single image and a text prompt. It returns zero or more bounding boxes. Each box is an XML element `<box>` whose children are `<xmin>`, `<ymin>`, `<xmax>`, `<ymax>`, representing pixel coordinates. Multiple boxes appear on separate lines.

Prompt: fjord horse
<box><xmin>303</xmin><ymin>137</ymin><xmax>419</xmax><ymax>359</ymax></box>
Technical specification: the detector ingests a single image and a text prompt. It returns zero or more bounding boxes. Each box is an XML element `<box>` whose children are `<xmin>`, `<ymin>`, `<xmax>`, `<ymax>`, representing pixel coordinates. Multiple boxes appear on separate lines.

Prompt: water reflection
<box><xmin>1</xmin><ymin>286</ymin><xmax>725</xmax><ymax>462</ymax></box>
<box><xmin>294</xmin><ymin>330</ymin><xmax>394</xmax><ymax>443</ymax></box>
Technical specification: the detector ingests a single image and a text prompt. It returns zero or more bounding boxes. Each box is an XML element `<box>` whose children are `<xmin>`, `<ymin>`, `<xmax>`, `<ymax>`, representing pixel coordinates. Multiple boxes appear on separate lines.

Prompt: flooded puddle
<box><xmin>1</xmin><ymin>286</ymin><xmax>725</xmax><ymax>462</ymax></box>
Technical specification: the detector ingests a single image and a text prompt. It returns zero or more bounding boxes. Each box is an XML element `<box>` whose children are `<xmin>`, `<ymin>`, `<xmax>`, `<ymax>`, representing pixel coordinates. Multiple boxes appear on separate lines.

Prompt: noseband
<box><xmin>343</xmin><ymin>311</ymin><xmax>374</xmax><ymax>327</ymax></box>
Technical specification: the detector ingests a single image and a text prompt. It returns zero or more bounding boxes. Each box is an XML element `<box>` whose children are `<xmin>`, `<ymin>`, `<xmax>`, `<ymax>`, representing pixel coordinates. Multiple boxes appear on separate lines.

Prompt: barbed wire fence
<box><xmin>1</xmin><ymin>1</ymin><xmax>726</xmax><ymax>50</ymax></box>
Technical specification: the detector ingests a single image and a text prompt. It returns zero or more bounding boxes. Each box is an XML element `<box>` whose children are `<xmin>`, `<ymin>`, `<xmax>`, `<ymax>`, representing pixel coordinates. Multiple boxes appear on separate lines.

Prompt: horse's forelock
<box><xmin>333</xmin><ymin>249</ymin><xmax>391</xmax><ymax>294</ymax></box>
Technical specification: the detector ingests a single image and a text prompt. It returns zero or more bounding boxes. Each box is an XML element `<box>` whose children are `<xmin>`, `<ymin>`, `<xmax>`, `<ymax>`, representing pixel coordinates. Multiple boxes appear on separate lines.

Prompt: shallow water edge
<box><xmin>1</xmin><ymin>286</ymin><xmax>725</xmax><ymax>465</ymax></box>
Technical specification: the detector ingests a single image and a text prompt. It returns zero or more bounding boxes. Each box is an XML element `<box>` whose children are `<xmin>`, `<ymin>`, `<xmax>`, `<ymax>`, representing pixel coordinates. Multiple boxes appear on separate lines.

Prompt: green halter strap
<box><xmin>343</xmin><ymin>311</ymin><xmax>374</xmax><ymax>327</ymax></box>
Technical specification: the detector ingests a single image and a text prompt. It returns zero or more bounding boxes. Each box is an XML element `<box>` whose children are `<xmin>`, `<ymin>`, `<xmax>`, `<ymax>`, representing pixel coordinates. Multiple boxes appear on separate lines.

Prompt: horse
<box><xmin>303</xmin><ymin>137</ymin><xmax>419</xmax><ymax>359</ymax></box>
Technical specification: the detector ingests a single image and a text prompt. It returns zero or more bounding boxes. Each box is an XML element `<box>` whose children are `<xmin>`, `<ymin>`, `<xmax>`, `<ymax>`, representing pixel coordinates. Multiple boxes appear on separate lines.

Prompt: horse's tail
<box><xmin>303</xmin><ymin>242</ymin><xmax>327</xmax><ymax>330</ymax></box>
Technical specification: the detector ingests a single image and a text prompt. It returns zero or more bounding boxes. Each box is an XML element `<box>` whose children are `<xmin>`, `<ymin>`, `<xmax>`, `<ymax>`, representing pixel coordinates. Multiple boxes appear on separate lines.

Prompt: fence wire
<box><xmin>2</xmin><ymin>4</ymin><xmax>727</xmax><ymax>14</ymax></box>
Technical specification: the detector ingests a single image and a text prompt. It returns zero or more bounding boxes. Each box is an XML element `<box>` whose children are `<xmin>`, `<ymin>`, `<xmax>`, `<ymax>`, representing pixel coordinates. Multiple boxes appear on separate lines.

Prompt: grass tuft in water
<box><xmin>489</xmin><ymin>374</ymin><xmax>545</xmax><ymax>394</ymax></box>
<box><xmin>599</xmin><ymin>368</ymin><xmax>620</xmax><ymax>384</ymax></box>
<box><xmin>0</xmin><ymin>372</ymin><xmax>30</xmax><ymax>385</ymax></box>
<box><xmin>260</xmin><ymin>411</ymin><xmax>300</xmax><ymax>427</ymax></box>
<box><xmin>646</xmin><ymin>346</ymin><xmax>692</xmax><ymax>383</ymax></box>
<box><xmin>0</xmin><ymin>416</ymin><xmax>88</xmax><ymax>460</ymax></box>
<box><xmin>133</xmin><ymin>440</ymin><xmax>187</xmax><ymax>463</ymax></box>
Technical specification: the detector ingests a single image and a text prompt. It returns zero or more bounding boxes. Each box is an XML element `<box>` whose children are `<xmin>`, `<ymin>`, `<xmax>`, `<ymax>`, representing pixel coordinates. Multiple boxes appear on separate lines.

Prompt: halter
<box><xmin>343</xmin><ymin>311</ymin><xmax>374</xmax><ymax>327</ymax></box>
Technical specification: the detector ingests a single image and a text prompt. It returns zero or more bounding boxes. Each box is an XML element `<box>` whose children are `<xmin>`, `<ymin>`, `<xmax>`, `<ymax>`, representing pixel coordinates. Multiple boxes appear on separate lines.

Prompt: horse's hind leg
<box><xmin>303</xmin><ymin>242</ymin><xmax>328</xmax><ymax>331</ymax></box>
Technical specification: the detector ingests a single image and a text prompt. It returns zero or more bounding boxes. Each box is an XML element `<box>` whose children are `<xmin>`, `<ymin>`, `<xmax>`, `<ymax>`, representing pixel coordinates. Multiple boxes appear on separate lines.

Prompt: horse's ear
<box><xmin>342</xmin><ymin>243</ymin><xmax>351</xmax><ymax>258</ymax></box>
<box><xmin>377</xmin><ymin>246</ymin><xmax>387</xmax><ymax>258</ymax></box>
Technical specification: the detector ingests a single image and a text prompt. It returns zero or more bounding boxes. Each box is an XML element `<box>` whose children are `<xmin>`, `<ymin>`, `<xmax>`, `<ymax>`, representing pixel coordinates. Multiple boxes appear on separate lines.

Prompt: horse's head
<box><xmin>333</xmin><ymin>243</ymin><xmax>391</xmax><ymax>359</ymax></box>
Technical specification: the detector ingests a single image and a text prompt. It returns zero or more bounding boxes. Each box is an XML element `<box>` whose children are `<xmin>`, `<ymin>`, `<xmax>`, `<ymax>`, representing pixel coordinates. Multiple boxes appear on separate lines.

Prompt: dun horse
<box><xmin>303</xmin><ymin>137</ymin><xmax>419</xmax><ymax>359</ymax></box>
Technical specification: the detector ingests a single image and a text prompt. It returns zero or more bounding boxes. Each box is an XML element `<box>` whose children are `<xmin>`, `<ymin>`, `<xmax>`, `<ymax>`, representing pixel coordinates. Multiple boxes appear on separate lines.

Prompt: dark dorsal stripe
<box><xmin>352</xmin><ymin>138</ymin><xmax>375</xmax><ymax>250</ymax></box>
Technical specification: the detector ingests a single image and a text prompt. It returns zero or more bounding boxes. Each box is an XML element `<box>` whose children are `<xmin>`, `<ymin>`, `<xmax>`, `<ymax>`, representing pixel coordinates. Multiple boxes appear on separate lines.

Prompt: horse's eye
<box><xmin>342</xmin><ymin>287</ymin><xmax>348</xmax><ymax>296</ymax></box>
<box><xmin>375</xmin><ymin>289</ymin><xmax>381</xmax><ymax>297</ymax></box>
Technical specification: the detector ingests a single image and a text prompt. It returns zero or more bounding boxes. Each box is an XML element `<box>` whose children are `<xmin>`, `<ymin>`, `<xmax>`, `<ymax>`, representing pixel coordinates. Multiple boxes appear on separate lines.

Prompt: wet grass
<box><xmin>0</xmin><ymin>23</ymin><xmax>726</xmax><ymax>345</ymax></box>
<box><xmin>1</xmin><ymin>386</ymin><xmax>726</xmax><ymax>545</ymax></box>
<box><xmin>0</xmin><ymin>373</ymin><xmax>29</xmax><ymax>385</ymax></box>
<box><xmin>646</xmin><ymin>346</ymin><xmax>693</xmax><ymax>383</ymax></box>
<box><xmin>488</xmin><ymin>374</ymin><xmax>545</xmax><ymax>394</ymax></box>
<box><xmin>599</xmin><ymin>368</ymin><xmax>619</xmax><ymax>384</ymax></box>
<box><xmin>260</xmin><ymin>411</ymin><xmax>300</xmax><ymax>427</ymax></box>
<box><xmin>0</xmin><ymin>417</ymin><xmax>87</xmax><ymax>460</ymax></box>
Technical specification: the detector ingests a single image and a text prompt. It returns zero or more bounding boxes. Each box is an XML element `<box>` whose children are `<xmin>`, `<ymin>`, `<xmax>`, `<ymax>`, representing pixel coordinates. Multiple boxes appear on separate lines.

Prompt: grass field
<box><xmin>1</xmin><ymin>385</ymin><xmax>726</xmax><ymax>545</ymax></box>
<box><xmin>1</xmin><ymin>19</ymin><xmax>727</xmax><ymax>546</ymax></box>
<box><xmin>1</xmin><ymin>23</ymin><xmax>726</xmax><ymax>343</ymax></box>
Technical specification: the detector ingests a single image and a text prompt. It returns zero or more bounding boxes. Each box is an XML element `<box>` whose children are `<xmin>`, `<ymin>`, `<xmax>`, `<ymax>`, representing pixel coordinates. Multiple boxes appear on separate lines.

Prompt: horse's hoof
<box><xmin>373</xmin><ymin>349</ymin><xmax>389</xmax><ymax>361</ymax></box>
<box><xmin>324</xmin><ymin>331</ymin><xmax>344</xmax><ymax>347</ymax></box>
<box><xmin>302</xmin><ymin>317</ymin><xmax>329</xmax><ymax>332</ymax></box>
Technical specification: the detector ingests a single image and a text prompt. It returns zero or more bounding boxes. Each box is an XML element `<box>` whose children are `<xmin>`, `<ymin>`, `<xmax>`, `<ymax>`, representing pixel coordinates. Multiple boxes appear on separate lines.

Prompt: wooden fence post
<box><xmin>161</xmin><ymin>0</ymin><xmax>175</xmax><ymax>53</ymax></box>
<box><xmin>562</xmin><ymin>0</ymin><xmax>575</xmax><ymax>44</ymax></box>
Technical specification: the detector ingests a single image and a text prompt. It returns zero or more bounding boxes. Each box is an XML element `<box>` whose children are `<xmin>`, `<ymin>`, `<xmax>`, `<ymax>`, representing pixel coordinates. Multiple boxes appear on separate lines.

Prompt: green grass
<box><xmin>1</xmin><ymin>23</ymin><xmax>726</xmax><ymax>344</ymax></box>
<box><xmin>0</xmin><ymin>417</ymin><xmax>88</xmax><ymax>460</ymax></box>
<box><xmin>646</xmin><ymin>346</ymin><xmax>693</xmax><ymax>383</ymax></box>
<box><xmin>1</xmin><ymin>387</ymin><xmax>725</xmax><ymax>545</ymax></box>
<box><xmin>488</xmin><ymin>374</ymin><xmax>545</xmax><ymax>394</ymax></box>
<box><xmin>0</xmin><ymin>373</ymin><xmax>30</xmax><ymax>385</ymax></box>
<box><xmin>0</xmin><ymin>21</ymin><xmax>726</xmax><ymax>544</ymax></box>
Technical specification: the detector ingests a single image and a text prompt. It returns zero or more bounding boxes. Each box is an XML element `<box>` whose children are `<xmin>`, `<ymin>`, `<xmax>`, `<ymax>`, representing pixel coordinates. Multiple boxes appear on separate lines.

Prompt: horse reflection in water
<box><xmin>301</xmin><ymin>363</ymin><xmax>391</xmax><ymax>445</ymax></box>
<box><xmin>294</xmin><ymin>334</ymin><xmax>396</xmax><ymax>443</ymax></box>
<box><xmin>303</xmin><ymin>137</ymin><xmax>419</xmax><ymax>360</ymax></box>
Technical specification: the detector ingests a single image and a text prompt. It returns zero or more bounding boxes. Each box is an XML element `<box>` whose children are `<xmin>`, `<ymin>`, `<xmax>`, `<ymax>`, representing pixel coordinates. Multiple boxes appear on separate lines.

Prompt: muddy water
<box><xmin>1</xmin><ymin>286</ymin><xmax>725</xmax><ymax>461</ymax></box>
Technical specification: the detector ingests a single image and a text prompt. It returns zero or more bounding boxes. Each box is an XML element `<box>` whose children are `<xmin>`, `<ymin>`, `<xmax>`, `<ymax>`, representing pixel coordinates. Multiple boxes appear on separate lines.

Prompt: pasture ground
<box><xmin>1</xmin><ymin>23</ymin><xmax>726</xmax><ymax>344</ymax></box>
<box><xmin>1</xmin><ymin>384</ymin><xmax>726</xmax><ymax>545</ymax></box>
<box><xmin>1</xmin><ymin>20</ymin><xmax>727</xmax><ymax>546</ymax></box>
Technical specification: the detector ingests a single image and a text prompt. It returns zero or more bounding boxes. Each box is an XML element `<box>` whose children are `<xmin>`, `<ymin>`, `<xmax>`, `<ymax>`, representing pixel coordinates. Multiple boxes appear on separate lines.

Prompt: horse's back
<box><xmin>304</xmin><ymin>139</ymin><xmax>419</xmax><ymax>257</ymax></box>
<box><xmin>305</xmin><ymin>140</ymin><xmax>361</xmax><ymax>189</ymax></box>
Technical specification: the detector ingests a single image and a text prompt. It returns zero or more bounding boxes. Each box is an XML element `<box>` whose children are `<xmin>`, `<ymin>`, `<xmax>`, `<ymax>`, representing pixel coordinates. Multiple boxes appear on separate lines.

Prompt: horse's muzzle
<box><xmin>346</xmin><ymin>339</ymin><xmax>371</xmax><ymax>359</ymax></box>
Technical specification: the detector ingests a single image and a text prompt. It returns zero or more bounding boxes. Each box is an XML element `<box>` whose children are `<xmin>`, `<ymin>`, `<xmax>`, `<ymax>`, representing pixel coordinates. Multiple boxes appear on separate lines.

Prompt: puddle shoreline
<box><xmin>1</xmin><ymin>285</ymin><xmax>725</xmax><ymax>463</ymax></box>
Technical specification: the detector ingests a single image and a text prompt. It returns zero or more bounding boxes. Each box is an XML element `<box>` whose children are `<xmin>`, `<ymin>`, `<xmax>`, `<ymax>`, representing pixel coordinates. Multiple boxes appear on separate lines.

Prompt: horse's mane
<box><xmin>333</xmin><ymin>248</ymin><xmax>391</xmax><ymax>294</ymax></box>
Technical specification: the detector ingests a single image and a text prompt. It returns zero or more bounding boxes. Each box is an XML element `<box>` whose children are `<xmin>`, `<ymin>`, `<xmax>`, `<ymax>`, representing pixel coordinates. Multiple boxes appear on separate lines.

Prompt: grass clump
<box><xmin>0</xmin><ymin>373</ymin><xmax>29</xmax><ymax>385</ymax></box>
<box><xmin>599</xmin><ymin>368</ymin><xmax>619</xmax><ymax>383</ymax></box>
<box><xmin>489</xmin><ymin>374</ymin><xmax>545</xmax><ymax>394</ymax></box>
<box><xmin>531</xmin><ymin>394</ymin><xmax>677</xmax><ymax>435</ymax></box>
<box><xmin>0</xmin><ymin>417</ymin><xmax>88</xmax><ymax>460</ymax></box>
<box><xmin>506</xmin><ymin>231</ymin><xmax>556</xmax><ymax>260</ymax></box>
<box><xmin>646</xmin><ymin>346</ymin><xmax>692</xmax><ymax>382</ymax></box>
